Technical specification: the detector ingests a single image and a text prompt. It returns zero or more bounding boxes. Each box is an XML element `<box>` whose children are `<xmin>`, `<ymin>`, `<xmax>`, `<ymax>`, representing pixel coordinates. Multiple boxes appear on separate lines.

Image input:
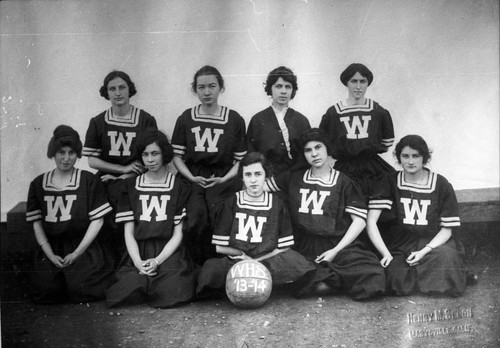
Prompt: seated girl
<box><xmin>266</xmin><ymin>128</ymin><xmax>386</xmax><ymax>300</ymax></box>
<box><xmin>196</xmin><ymin>152</ymin><xmax>316</xmax><ymax>297</ymax></box>
<box><xmin>366</xmin><ymin>134</ymin><xmax>466</xmax><ymax>296</ymax></box>
<box><xmin>106</xmin><ymin>130</ymin><xmax>197</xmax><ymax>308</ymax></box>
<box><xmin>26</xmin><ymin>125</ymin><xmax>114</xmax><ymax>303</ymax></box>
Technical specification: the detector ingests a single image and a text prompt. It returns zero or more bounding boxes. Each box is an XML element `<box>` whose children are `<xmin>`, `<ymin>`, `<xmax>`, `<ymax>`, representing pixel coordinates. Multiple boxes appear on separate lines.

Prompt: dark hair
<box><xmin>135</xmin><ymin>129</ymin><xmax>174</xmax><ymax>165</ymax></box>
<box><xmin>394</xmin><ymin>135</ymin><xmax>432</xmax><ymax>165</ymax></box>
<box><xmin>238</xmin><ymin>152</ymin><xmax>271</xmax><ymax>178</ymax></box>
<box><xmin>264</xmin><ymin>66</ymin><xmax>298</xmax><ymax>99</ymax></box>
<box><xmin>191</xmin><ymin>65</ymin><xmax>225</xmax><ymax>92</ymax></box>
<box><xmin>99</xmin><ymin>71</ymin><xmax>137</xmax><ymax>100</ymax></box>
<box><xmin>299</xmin><ymin>128</ymin><xmax>332</xmax><ymax>156</ymax></box>
<box><xmin>47</xmin><ymin>125</ymin><xmax>82</xmax><ymax>158</ymax></box>
<box><xmin>340</xmin><ymin>63</ymin><xmax>373</xmax><ymax>86</ymax></box>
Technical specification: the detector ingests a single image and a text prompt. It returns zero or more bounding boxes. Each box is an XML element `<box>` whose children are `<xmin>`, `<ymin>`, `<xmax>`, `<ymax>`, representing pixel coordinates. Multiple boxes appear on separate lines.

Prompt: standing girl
<box><xmin>267</xmin><ymin>128</ymin><xmax>386</xmax><ymax>300</ymax></box>
<box><xmin>247</xmin><ymin>66</ymin><xmax>310</xmax><ymax>176</ymax></box>
<box><xmin>106</xmin><ymin>130</ymin><xmax>197</xmax><ymax>308</ymax></box>
<box><xmin>366</xmin><ymin>135</ymin><xmax>466</xmax><ymax>296</ymax></box>
<box><xmin>319</xmin><ymin>63</ymin><xmax>395</xmax><ymax>201</ymax></box>
<box><xmin>83</xmin><ymin>71</ymin><xmax>158</xmax><ymax>258</ymax></box>
<box><xmin>26</xmin><ymin>125</ymin><xmax>114</xmax><ymax>303</ymax></box>
<box><xmin>171</xmin><ymin>65</ymin><xmax>247</xmax><ymax>265</ymax></box>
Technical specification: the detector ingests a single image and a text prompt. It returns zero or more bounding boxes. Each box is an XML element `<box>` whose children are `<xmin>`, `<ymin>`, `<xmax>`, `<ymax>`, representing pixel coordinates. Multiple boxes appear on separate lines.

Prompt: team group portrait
<box><xmin>1</xmin><ymin>0</ymin><xmax>498</xmax><ymax>347</ymax></box>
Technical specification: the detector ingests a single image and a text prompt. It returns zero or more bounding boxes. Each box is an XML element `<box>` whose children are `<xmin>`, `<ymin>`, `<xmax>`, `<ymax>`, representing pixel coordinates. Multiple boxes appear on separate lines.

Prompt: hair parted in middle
<box><xmin>99</xmin><ymin>70</ymin><xmax>137</xmax><ymax>100</ymax></box>
<box><xmin>191</xmin><ymin>65</ymin><xmax>225</xmax><ymax>92</ymax></box>
<box><xmin>394</xmin><ymin>134</ymin><xmax>432</xmax><ymax>165</ymax></box>
<box><xmin>264</xmin><ymin>66</ymin><xmax>298</xmax><ymax>99</ymax></box>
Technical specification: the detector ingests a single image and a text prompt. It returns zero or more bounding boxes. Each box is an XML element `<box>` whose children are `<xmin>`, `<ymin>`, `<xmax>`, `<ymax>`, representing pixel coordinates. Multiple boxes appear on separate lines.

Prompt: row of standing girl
<box><xmin>26</xmin><ymin>63</ymin><xmax>467</xmax><ymax>307</ymax></box>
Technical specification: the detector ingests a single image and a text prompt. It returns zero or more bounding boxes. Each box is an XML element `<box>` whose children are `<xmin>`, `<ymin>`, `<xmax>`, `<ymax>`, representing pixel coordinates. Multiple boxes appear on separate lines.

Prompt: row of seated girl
<box><xmin>26</xmin><ymin>124</ymin><xmax>467</xmax><ymax>308</ymax></box>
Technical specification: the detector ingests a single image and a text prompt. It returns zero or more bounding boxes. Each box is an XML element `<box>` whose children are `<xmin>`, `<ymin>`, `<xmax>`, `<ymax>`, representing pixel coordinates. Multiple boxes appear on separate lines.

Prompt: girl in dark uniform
<box><xmin>106</xmin><ymin>130</ymin><xmax>197</xmax><ymax>308</ymax></box>
<box><xmin>367</xmin><ymin>135</ymin><xmax>466</xmax><ymax>296</ymax></box>
<box><xmin>319</xmin><ymin>63</ymin><xmax>395</xmax><ymax>202</ymax></box>
<box><xmin>171</xmin><ymin>65</ymin><xmax>247</xmax><ymax>265</ymax></box>
<box><xmin>26</xmin><ymin>125</ymin><xmax>114</xmax><ymax>303</ymax></box>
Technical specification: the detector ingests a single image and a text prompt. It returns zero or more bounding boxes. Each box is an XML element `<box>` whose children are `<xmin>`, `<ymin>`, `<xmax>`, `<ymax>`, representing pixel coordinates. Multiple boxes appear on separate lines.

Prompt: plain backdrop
<box><xmin>1</xmin><ymin>0</ymin><xmax>498</xmax><ymax>220</ymax></box>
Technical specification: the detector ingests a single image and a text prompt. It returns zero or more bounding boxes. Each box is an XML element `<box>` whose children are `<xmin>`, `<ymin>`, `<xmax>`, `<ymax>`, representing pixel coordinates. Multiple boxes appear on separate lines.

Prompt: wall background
<box><xmin>1</xmin><ymin>0</ymin><xmax>498</xmax><ymax>220</ymax></box>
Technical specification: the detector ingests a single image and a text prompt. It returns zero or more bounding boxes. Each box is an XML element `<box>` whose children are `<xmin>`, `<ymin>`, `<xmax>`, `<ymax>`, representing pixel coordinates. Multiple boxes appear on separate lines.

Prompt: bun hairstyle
<box><xmin>299</xmin><ymin>128</ymin><xmax>332</xmax><ymax>156</ymax></box>
<box><xmin>340</xmin><ymin>63</ymin><xmax>373</xmax><ymax>86</ymax></box>
<box><xmin>394</xmin><ymin>134</ymin><xmax>432</xmax><ymax>165</ymax></box>
<box><xmin>264</xmin><ymin>66</ymin><xmax>298</xmax><ymax>99</ymax></box>
<box><xmin>135</xmin><ymin>129</ymin><xmax>174</xmax><ymax>165</ymax></box>
<box><xmin>47</xmin><ymin>125</ymin><xmax>82</xmax><ymax>158</ymax></box>
<box><xmin>99</xmin><ymin>70</ymin><xmax>137</xmax><ymax>100</ymax></box>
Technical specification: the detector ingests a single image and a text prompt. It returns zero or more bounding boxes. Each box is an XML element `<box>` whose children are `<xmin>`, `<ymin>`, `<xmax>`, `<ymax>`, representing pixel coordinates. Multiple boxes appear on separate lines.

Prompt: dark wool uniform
<box><xmin>247</xmin><ymin>106</ymin><xmax>311</xmax><ymax>176</ymax></box>
<box><xmin>171</xmin><ymin>105</ymin><xmax>247</xmax><ymax>264</ymax></box>
<box><xmin>83</xmin><ymin>106</ymin><xmax>158</xmax><ymax>205</ymax></box>
<box><xmin>268</xmin><ymin>168</ymin><xmax>386</xmax><ymax>300</ymax></box>
<box><xmin>26</xmin><ymin>169</ymin><xmax>114</xmax><ymax>304</ymax></box>
<box><xmin>319</xmin><ymin>99</ymin><xmax>395</xmax><ymax>201</ymax></box>
<box><xmin>369</xmin><ymin>169</ymin><xmax>466</xmax><ymax>296</ymax></box>
<box><xmin>196</xmin><ymin>191</ymin><xmax>316</xmax><ymax>296</ymax></box>
<box><xmin>105</xmin><ymin>172</ymin><xmax>197</xmax><ymax>308</ymax></box>
<box><xmin>83</xmin><ymin>106</ymin><xmax>158</xmax><ymax>258</ymax></box>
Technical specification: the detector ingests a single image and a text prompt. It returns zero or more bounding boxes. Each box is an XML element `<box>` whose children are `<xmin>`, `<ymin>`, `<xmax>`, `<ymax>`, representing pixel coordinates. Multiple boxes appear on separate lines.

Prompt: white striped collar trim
<box><xmin>105</xmin><ymin>105</ymin><xmax>141</xmax><ymax>127</ymax></box>
<box><xmin>135</xmin><ymin>172</ymin><xmax>176</xmax><ymax>192</ymax></box>
<box><xmin>42</xmin><ymin>168</ymin><xmax>81</xmax><ymax>191</ymax></box>
<box><xmin>236</xmin><ymin>191</ymin><xmax>273</xmax><ymax>210</ymax></box>
<box><xmin>302</xmin><ymin>168</ymin><xmax>339</xmax><ymax>187</ymax></box>
<box><xmin>191</xmin><ymin>105</ymin><xmax>230</xmax><ymax>125</ymax></box>
<box><xmin>334</xmin><ymin>99</ymin><xmax>374</xmax><ymax>114</ymax></box>
<box><xmin>397</xmin><ymin>170</ymin><xmax>437</xmax><ymax>193</ymax></box>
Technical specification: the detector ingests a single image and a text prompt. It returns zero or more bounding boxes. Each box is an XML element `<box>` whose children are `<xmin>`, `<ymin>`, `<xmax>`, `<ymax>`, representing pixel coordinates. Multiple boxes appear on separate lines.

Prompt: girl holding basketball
<box><xmin>105</xmin><ymin>130</ymin><xmax>197</xmax><ymax>308</ymax></box>
<box><xmin>366</xmin><ymin>135</ymin><xmax>466</xmax><ymax>296</ymax></box>
<box><xmin>171</xmin><ymin>65</ymin><xmax>247</xmax><ymax>265</ymax></box>
<box><xmin>196</xmin><ymin>152</ymin><xmax>316</xmax><ymax>297</ymax></box>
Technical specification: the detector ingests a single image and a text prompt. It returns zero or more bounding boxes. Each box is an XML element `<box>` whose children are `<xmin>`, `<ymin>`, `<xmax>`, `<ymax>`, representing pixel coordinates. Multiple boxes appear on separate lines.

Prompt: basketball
<box><xmin>225</xmin><ymin>260</ymin><xmax>273</xmax><ymax>308</ymax></box>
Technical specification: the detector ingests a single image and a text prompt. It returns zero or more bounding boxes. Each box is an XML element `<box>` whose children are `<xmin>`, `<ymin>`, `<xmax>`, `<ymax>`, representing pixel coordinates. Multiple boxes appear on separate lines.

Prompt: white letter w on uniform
<box><xmin>340</xmin><ymin>116</ymin><xmax>371</xmax><ymax>139</ymax></box>
<box><xmin>192</xmin><ymin>126</ymin><xmax>224</xmax><ymax>152</ymax></box>
<box><xmin>139</xmin><ymin>195</ymin><xmax>170</xmax><ymax>222</ymax></box>
<box><xmin>234</xmin><ymin>213</ymin><xmax>267</xmax><ymax>243</ymax></box>
<box><xmin>44</xmin><ymin>195</ymin><xmax>77</xmax><ymax>222</ymax></box>
<box><xmin>108</xmin><ymin>131</ymin><xmax>136</xmax><ymax>156</ymax></box>
<box><xmin>298</xmin><ymin>189</ymin><xmax>330</xmax><ymax>215</ymax></box>
<box><xmin>401</xmin><ymin>198</ymin><xmax>430</xmax><ymax>225</ymax></box>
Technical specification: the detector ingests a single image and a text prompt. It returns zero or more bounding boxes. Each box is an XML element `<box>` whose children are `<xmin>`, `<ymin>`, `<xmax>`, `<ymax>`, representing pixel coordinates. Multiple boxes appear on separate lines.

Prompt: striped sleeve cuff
<box><xmin>26</xmin><ymin>209</ymin><xmax>42</xmax><ymax>222</ymax></box>
<box><xmin>266</xmin><ymin>177</ymin><xmax>280</xmax><ymax>192</ymax></box>
<box><xmin>82</xmin><ymin>147</ymin><xmax>102</xmax><ymax>158</ymax></box>
<box><xmin>89</xmin><ymin>203</ymin><xmax>112</xmax><ymax>220</ymax></box>
<box><xmin>381</xmin><ymin>138</ymin><xmax>394</xmax><ymax>147</ymax></box>
<box><xmin>346</xmin><ymin>206</ymin><xmax>367</xmax><ymax>219</ymax></box>
<box><xmin>212</xmin><ymin>234</ymin><xmax>230</xmax><ymax>246</ymax></box>
<box><xmin>368</xmin><ymin>199</ymin><xmax>392</xmax><ymax>210</ymax></box>
<box><xmin>278</xmin><ymin>235</ymin><xmax>294</xmax><ymax>248</ymax></box>
<box><xmin>174</xmin><ymin>208</ymin><xmax>186</xmax><ymax>225</ymax></box>
<box><xmin>233</xmin><ymin>151</ymin><xmax>247</xmax><ymax>162</ymax></box>
<box><xmin>172</xmin><ymin>144</ymin><xmax>186</xmax><ymax>157</ymax></box>
<box><xmin>115</xmin><ymin>211</ymin><xmax>134</xmax><ymax>223</ymax></box>
<box><xmin>440</xmin><ymin>216</ymin><xmax>461</xmax><ymax>228</ymax></box>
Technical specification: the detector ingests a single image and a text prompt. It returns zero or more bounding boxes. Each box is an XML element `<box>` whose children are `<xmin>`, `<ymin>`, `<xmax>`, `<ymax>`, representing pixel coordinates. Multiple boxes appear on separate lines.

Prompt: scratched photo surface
<box><xmin>1</xmin><ymin>0</ymin><xmax>499</xmax><ymax>347</ymax></box>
